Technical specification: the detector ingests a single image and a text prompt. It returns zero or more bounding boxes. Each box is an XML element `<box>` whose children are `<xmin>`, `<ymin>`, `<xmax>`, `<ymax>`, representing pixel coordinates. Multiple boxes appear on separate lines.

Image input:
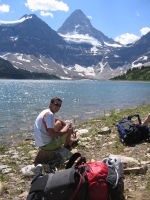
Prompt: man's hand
<box><xmin>61</xmin><ymin>124</ymin><xmax>69</xmax><ymax>134</ymax></box>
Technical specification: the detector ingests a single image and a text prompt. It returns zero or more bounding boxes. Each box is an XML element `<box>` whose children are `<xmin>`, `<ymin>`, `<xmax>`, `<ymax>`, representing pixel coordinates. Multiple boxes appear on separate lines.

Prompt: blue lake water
<box><xmin>0</xmin><ymin>79</ymin><xmax>150</xmax><ymax>141</ymax></box>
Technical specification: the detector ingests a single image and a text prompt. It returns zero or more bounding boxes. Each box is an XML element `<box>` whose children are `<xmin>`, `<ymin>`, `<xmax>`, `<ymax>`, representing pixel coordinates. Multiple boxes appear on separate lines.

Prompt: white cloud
<box><xmin>140</xmin><ymin>27</ymin><xmax>150</xmax><ymax>35</ymax></box>
<box><xmin>0</xmin><ymin>4</ymin><xmax>9</xmax><ymax>13</ymax></box>
<box><xmin>115</xmin><ymin>33</ymin><xmax>139</xmax><ymax>45</ymax></box>
<box><xmin>115</xmin><ymin>27</ymin><xmax>150</xmax><ymax>45</ymax></box>
<box><xmin>25</xmin><ymin>0</ymin><xmax>69</xmax><ymax>12</ymax></box>
<box><xmin>87</xmin><ymin>16</ymin><xmax>92</xmax><ymax>19</ymax></box>
<box><xmin>40</xmin><ymin>11</ymin><xmax>53</xmax><ymax>18</ymax></box>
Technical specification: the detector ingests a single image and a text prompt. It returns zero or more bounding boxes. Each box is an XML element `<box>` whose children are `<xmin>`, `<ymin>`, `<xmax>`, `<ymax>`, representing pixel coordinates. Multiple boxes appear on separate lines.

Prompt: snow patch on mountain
<box><xmin>99</xmin><ymin>62</ymin><xmax>105</xmax><ymax>72</ymax></box>
<box><xmin>0</xmin><ymin>16</ymin><xmax>32</xmax><ymax>27</ymax></box>
<box><xmin>104</xmin><ymin>42</ymin><xmax>122</xmax><ymax>48</ymax></box>
<box><xmin>60</xmin><ymin>32</ymin><xmax>122</xmax><ymax>50</ymax></box>
<box><xmin>59</xmin><ymin>32</ymin><xmax>102</xmax><ymax>47</ymax></box>
<box><xmin>10</xmin><ymin>36</ymin><xmax>19</xmax><ymax>41</ymax></box>
<box><xmin>74</xmin><ymin>64</ymin><xmax>95</xmax><ymax>76</ymax></box>
<box><xmin>132</xmin><ymin>56</ymin><xmax>148</xmax><ymax>68</ymax></box>
<box><xmin>91</xmin><ymin>46</ymin><xmax>99</xmax><ymax>54</ymax></box>
<box><xmin>114</xmin><ymin>54</ymin><xmax>120</xmax><ymax>58</ymax></box>
<box><xmin>60</xmin><ymin>76</ymin><xmax>72</xmax><ymax>80</ymax></box>
<box><xmin>15</xmin><ymin>53</ymin><xmax>31</xmax><ymax>62</ymax></box>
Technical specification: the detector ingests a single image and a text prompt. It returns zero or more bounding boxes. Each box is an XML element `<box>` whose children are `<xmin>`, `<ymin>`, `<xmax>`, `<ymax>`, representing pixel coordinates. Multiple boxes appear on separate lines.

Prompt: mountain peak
<box><xmin>20</xmin><ymin>14</ymin><xmax>36</xmax><ymax>19</ymax></box>
<box><xmin>58</xmin><ymin>9</ymin><xmax>92</xmax><ymax>35</ymax></box>
<box><xmin>58</xmin><ymin>9</ymin><xmax>117</xmax><ymax>45</ymax></box>
<box><xmin>70</xmin><ymin>9</ymin><xmax>89</xmax><ymax>20</ymax></box>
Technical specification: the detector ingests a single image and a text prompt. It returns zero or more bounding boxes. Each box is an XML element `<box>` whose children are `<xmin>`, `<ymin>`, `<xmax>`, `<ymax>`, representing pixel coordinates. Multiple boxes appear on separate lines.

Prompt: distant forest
<box><xmin>110</xmin><ymin>66</ymin><xmax>150</xmax><ymax>81</ymax></box>
<box><xmin>0</xmin><ymin>57</ymin><xmax>60</xmax><ymax>80</ymax></box>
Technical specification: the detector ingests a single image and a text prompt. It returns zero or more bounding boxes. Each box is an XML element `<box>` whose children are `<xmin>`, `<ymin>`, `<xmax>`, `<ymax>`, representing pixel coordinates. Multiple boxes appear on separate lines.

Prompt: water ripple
<box><xmin>0</xmin><ymin>79</ymin><xmax>150</xmax><ymax>138</ymax></box>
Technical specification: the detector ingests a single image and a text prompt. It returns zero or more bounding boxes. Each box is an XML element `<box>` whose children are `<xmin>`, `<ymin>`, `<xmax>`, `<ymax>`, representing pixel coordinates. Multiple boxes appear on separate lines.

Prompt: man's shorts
<box><xmin>40</xmin><ymin>135</ymin><xmax>66</xmax><ymax>151</ymax></box>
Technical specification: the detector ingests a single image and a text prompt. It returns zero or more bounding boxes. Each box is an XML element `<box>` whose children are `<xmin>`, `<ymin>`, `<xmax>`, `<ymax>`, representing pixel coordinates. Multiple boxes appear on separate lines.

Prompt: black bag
<box><xmin>118</xmin><ymin>113</ymin><xmax>150</xmax><ymax>144</ymax></box>
<box><xmin>26</xmin><ymin>164</ymin><xmax>87</xmax><ymax>200</ymax></box>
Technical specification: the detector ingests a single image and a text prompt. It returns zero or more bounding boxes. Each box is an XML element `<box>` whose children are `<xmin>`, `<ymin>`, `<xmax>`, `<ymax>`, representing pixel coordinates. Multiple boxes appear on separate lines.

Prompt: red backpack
<box><xmin>66</xmin><ymin>152</ymin><xmax>109</xmax><ymax>200</ymax></box>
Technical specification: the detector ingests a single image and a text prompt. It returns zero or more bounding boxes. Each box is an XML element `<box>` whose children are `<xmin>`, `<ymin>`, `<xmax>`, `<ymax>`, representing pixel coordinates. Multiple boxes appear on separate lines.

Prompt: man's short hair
<box><xmin>51</xmin><ymin>97</ymin><xmax>62</xmax><ymax>104</ymax></box>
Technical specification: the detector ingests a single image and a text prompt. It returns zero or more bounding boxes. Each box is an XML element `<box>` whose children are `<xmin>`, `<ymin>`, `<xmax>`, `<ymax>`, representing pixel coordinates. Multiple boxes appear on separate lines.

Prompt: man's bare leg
<box><xmin>54</xmin><ymin>120</ymin><xmax>78</xmax><ymax>147</ymax></box>
<box><xmin>54</xmin><ymin>120</ymin><xmax>63</xmax><ymax>132</ymax></box>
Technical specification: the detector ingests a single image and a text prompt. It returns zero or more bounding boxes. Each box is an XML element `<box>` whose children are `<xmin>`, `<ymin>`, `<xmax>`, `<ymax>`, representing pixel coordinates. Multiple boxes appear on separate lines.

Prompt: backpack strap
<box><xmin>128</xmin><ymin>113</ymin><xmax>142</xmax><ymax>125</ymax></box>
<box><xmin>26</xmin><ymin>193</ymin><xmax>35</xmax><ymax>200</ymax></box>
<box><xmin>70</xmin><ymin>172</ymin><xmax>85</xmax><ymax>200</ymax></box>
<box><xmin>66</xmin><ymin>152</ymin><xmax>86</xmax><ymax>169</ymax></box>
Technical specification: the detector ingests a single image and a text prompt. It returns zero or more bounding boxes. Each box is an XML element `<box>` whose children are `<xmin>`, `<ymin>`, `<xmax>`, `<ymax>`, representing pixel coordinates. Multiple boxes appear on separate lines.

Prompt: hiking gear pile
<box><xmin>26</xmin><ymin>152</ymin><xmax>124</xmax><ymax>200</ymax></box>
<box><xmin>118</xmin><ymin>113</ymin><xmax>150</xmax><ymax>145</ymax></box>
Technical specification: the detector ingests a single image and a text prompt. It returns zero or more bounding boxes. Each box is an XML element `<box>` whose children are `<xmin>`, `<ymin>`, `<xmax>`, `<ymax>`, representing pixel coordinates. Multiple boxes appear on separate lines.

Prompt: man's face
<box><xmin>50</xmin><ymin>100</ymin><xmax>62</xmax><ymax>113</ymax></box>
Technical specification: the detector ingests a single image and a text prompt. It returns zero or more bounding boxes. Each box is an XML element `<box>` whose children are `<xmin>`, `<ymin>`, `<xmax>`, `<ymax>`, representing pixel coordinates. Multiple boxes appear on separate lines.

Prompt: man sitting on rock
<box><xmin>34</xmin><ymin>97</ymin><xmax>79</xmax><ymax>151</ymax></box>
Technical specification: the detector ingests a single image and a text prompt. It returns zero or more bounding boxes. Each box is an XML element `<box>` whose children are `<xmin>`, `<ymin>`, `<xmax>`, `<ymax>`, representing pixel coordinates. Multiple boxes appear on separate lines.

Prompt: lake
<box><xmin>0</xmin><ymin>79</ymin><xmax>150</xmax><ymax>142</ymax></box>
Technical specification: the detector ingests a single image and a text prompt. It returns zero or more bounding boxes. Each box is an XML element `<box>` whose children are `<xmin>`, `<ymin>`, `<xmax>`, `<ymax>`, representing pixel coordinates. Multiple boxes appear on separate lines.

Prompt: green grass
<box><xmin>146</xmin><ymin>179</ymin><xmax>150</xmax><ymax>190</ymax></box>
<box><xmin>0</xmin><ymin>144</ymin><xmax>8</xmax><ymax>154</ymax></box>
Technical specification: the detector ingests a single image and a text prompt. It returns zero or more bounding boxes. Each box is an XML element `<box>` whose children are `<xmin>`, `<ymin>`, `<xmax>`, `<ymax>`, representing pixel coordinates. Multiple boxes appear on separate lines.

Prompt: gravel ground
<box><xmin>0</xmin><ymin>104</ymin><xmax>150</xmax><ymax>199</ymax></box>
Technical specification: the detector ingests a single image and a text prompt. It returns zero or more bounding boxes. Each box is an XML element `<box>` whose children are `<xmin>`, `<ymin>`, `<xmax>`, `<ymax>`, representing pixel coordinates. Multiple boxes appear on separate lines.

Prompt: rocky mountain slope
<box><xmin>104</xmin><ymin>31</ymin><xmax>150</xmax><ymax>69</ymax></box>
<box><xmin>0</xmin><ymin>57</ymin><xmax>60</xmax><ymax>79</ymax></box>
<box><xmin>0</xmin><ymin>10</ymin><xmax>150</xmax><ymax>80</ymax></box>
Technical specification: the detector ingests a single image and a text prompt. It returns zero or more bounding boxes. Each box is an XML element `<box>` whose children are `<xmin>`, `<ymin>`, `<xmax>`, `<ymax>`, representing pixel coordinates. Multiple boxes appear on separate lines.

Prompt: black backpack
<box><xmin>118</xmin><ymin>113</ymin><xmax>150</xmax><ymax>144</ymax></box>
<box><xmin>26</xmin><ymin>164</ymin><xmax>87</xmax><ymax>200</ymax></box>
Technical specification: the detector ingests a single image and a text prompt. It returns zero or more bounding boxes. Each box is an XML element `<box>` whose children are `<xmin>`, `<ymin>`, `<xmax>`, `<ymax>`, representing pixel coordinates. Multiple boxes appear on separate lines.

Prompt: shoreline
<box><xmin>1</xmin><ymin>103</ymin><xmax>150</xmax><ymax>146</ymax></box>
<box><xmin>0</xmin><ymin>78</ymin><xmax>150</xmax><ymax>82</ymax></box>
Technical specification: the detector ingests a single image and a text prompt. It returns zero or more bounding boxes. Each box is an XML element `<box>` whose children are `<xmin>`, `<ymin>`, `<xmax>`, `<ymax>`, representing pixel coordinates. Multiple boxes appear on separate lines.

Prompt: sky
<box><xmin>0</xmin><ymin>0</ymin><xmax>150</xmax><ymax>45</ymax></box>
